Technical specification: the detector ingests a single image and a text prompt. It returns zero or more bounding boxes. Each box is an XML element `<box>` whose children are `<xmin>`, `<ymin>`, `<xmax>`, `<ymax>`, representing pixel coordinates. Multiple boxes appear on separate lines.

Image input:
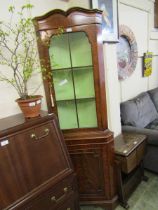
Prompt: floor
<box><xmin>80</xmin><ymin>171</ymin><xmax>158</xmax><ymax>210</ymax></box>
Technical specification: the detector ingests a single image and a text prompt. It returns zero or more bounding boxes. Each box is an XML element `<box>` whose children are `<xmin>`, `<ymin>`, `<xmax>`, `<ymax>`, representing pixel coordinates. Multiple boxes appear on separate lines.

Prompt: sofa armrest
<box><xmin>122</xmin><ymin>125</ymin><xmax>158</xmax><ymax>146</ymax></box>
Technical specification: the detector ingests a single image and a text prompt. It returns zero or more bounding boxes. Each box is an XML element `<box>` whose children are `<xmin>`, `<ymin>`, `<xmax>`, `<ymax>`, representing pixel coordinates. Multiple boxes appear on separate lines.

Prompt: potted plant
<box><xmin>0</xmin><ymin>4</ymin><xmax>44</xmax><ymax>118</ymax></box>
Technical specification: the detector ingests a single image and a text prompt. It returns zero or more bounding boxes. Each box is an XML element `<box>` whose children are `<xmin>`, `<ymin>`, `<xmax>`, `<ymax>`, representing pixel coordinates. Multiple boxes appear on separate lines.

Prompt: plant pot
<box><xmin>16</xmin><ymin>95</ymin><xmax>43</xmax><ymax>118</ymax></box>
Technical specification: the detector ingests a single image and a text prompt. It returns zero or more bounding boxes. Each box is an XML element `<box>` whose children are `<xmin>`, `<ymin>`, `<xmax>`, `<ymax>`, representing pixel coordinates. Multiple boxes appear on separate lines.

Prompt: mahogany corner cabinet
<box><xmin>34</xmin><ymin>7</ymin><xmax>117</xmax><ymax>209</ymax></box>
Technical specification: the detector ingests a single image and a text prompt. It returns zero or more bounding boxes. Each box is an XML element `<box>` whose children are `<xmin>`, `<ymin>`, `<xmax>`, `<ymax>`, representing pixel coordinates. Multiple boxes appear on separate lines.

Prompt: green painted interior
<box><xmin>73</xmin><ymin>67</ymin><xmax>95</xmax><ymax>99</ymax></box>
<box><xmin>77</xmin><ymin>99</ymin><xmax>97</xmax><ymax>127</ymax></box>
<box><xmin>49</xmin><ymin>32</ymin><xmax>97</xmax><ymax>129</ymax></box>
<box><xmin>49</xmin><ymin>33</ymin><xmax>71</xmax><ymax>69</ymax></box>
<box><xmin>53</xmin><ymin>69</ymin><xmax>74</xmax><ymax>101</ymax></box>
<box><xmin>70</xmin><ymin>32</ymin><xmax>92</xmax><ymax>67</ymax></box>
<box><xmin>57</xmin><ymin>100</ymin><xmax>78</xmax><ymax>129</ymax></box>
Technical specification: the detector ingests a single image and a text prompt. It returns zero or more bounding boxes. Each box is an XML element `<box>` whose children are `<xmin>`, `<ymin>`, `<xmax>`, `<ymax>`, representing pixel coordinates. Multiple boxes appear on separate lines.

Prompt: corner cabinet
<box><xmin>34</xmin><ymin>8</ymin><xmax>117</xmax><ymax>210</ymax></box>
<box><xmin>0</xmin><ymin>112</ymin><xmax>79</xmax><ymax>210</ymax></box>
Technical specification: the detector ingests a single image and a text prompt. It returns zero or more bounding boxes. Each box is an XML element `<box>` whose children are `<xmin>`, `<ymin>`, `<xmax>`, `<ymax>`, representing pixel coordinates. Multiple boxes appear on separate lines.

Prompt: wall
<box><xmin>0</xmin><ymin>0</ymin><xmax>68</xmax><ymax>118</ymax></box>
<box><xmin>119</xmin><ymin>0</ymin><xmax>158</xmax><ymax>103</ymax></box>
<box><xmin>0</xmin><ymin>0</ymin><xmax>158</xmax><ymax>138</ymax></box>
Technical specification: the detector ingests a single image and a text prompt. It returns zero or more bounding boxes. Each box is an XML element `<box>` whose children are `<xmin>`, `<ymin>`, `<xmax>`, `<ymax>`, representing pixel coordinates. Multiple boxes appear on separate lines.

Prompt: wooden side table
<box><xmin>114</xmin><ymin>133</ymin><xmax>148</xmax><ymax>209</ymax></box>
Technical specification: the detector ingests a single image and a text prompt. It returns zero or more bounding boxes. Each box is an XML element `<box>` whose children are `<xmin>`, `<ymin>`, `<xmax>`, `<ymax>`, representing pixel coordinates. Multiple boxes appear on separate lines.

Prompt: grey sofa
<box><xmin>120</xmin><ymin>87</ymin><xmax>158</xmax><ymax>173</ymax></box>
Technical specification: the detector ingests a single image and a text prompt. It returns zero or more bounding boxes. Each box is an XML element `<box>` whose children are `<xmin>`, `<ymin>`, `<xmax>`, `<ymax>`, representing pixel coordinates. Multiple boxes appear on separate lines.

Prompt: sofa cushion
<box><xmin>148</xmin><ymin>87</ymin><xmax>158</xmax><ymax>112</ymax></box>
<box><xmin>121</xmin><ymin>92</ymin><xmax>158</xmax><ymax>128</ymax></box>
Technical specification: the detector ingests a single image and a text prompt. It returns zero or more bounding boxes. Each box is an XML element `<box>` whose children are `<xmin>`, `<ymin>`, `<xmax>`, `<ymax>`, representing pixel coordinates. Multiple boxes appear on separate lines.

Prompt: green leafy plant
<box><xmin>0</xmin><ymin>3</ymin><xmax>44</xmax><ymax>99</ymax></box>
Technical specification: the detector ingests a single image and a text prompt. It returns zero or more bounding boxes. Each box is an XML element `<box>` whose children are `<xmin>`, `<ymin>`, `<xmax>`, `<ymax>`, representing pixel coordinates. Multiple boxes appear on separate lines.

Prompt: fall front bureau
<box><xmin>0</xmin><ymin>112</ymin><xmax>79</xmax><ymax>210</ymax></box>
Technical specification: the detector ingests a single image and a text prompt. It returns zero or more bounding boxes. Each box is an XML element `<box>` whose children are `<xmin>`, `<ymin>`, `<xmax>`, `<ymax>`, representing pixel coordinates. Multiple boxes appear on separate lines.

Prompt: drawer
<box><xmin>123</xmin><ymin>151</ymin><xmax>137</xmax><ymax>173</ymax></box>
<box><xmin>25</xmin><ymin>176</ymin><xmax>77</xmax><ymax>210</ymax></box>
<box><xmin>116</xmin><ymin>150</ymin><xmax>137</xmax><ymax>174</ymax></box>
<box><xmin>116</xmin><ymin>141</ymin><xmax>146</xmax><ymax>174</ymax></box>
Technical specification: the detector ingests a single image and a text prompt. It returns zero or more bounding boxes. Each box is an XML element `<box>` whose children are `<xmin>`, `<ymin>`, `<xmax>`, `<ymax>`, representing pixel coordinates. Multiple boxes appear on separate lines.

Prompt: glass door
<box><xmin>49</xmin><ymin>32</ymin><xmax>98</xmax><ymax>129</ymax></box>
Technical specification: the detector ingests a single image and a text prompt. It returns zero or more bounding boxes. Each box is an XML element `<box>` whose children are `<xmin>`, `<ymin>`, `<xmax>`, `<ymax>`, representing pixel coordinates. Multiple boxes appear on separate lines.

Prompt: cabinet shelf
<box><xmin>56</xmin><ymin>96</ymin><xmax>95</xmax><ymax>102</ymax></box>
<box><xmin>52</xmin><ymin>65</ymin><xmax>93</xmax><ymax>72</ymax></box>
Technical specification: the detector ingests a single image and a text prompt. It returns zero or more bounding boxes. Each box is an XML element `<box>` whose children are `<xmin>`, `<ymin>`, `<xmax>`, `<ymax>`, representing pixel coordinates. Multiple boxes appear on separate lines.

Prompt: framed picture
<box><xmin>91</xmin><ymin>0</ymin><xmax>119</xmax><ymax>43</ymax></box>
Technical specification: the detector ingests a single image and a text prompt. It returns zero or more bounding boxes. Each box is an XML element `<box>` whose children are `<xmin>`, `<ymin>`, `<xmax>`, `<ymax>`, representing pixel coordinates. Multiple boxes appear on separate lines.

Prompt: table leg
<box><xmin>115</xmin><ymin>161</ymin><xmax>129</xmax><ymax>209</ymax></box>
<box><xmin>140</xmin><ymin>161</ymin><xmax>148</xmax><ymax>182</ymax></box>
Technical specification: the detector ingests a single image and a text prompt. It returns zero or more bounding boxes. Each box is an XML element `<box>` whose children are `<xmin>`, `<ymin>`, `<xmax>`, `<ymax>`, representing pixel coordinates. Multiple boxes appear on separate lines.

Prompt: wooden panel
<box><xmin>12</xmin><ymin>121</ymin><xmax>71</xmax><ymax>190</ymax></box>
<box><xmin>0</xmin><ymin>136</ymin><xmax>25</xmax><ymax>208</ymax></box>
<box><xmin>69</xmin><ymin>150</ymin><xmax>104</xmax><ymax>195</ymax></box>
<box><xmin>33</xmin><ymin>8</ymin><xmax>102</xmax><ymax>31</ymax></box>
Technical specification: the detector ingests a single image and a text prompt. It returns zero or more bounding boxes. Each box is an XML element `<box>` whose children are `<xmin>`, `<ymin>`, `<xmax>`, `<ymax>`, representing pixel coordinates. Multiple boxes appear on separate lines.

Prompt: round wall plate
<box><xmin>117</xmin><ymin>25</ymin><xmax>138</xmax><ymax>80</ymax></box>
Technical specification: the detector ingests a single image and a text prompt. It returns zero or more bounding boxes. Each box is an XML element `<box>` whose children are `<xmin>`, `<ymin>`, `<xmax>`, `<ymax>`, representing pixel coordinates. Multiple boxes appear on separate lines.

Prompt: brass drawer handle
<box><xmin>64</xmin><ymin>187</ymin><xmax>68</xmax><ymax>192</ymax></box>
<box><xmin>51</xmin><ymin>187</ymin><xmax>68</xmax><ymax>203</ymax></box>
<box><xmin>30</xmin><ymin>128</ymin><xmax>49</xmax><ymax>140</ymax></box>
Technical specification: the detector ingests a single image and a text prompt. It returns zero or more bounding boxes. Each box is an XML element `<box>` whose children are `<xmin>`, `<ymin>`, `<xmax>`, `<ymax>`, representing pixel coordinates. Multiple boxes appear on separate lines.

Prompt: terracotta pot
<box><xmin>16</xmin><ymin>95</ymin><xmax>43</xmax><ymax>118</ymax></box>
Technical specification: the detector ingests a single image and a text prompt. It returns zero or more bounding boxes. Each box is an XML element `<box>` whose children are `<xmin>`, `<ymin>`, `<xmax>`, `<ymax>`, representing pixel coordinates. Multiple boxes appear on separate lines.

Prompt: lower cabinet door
<box><xmin>69</xmin><ymin>150</ymin><xmax>105</xmax><ymax>195</ymax></box>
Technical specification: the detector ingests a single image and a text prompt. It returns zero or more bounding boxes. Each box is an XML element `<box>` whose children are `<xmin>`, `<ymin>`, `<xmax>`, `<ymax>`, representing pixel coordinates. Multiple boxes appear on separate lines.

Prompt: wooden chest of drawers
<box><xmin>0</xmin><ymin>112</ymin><xmax>79</xmax><ymax>210</ymax></box>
